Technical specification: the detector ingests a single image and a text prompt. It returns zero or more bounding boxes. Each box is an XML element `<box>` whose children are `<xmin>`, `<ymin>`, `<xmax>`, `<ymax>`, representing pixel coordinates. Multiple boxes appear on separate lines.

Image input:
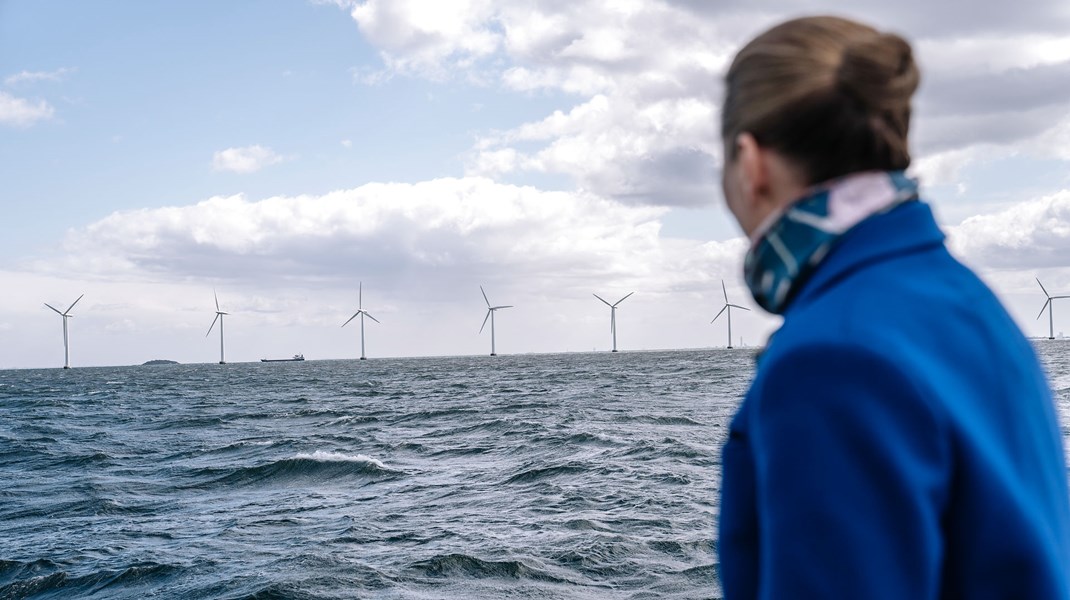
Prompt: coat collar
<box><xmin>784</xmin><ymin>200</ymin><xmax>947</xmax><ymax>314</ymax></box>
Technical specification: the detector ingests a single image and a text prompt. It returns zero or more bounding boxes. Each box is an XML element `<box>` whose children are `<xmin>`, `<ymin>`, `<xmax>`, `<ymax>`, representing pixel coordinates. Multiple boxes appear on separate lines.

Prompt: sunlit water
<box><xmin>2</xmin><ymin>342</ymin><xmax>1068</xmax><ymax>599</ymax></box>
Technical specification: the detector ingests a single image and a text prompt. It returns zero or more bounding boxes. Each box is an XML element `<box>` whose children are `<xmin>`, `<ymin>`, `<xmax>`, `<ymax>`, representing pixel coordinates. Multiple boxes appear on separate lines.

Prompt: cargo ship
<box><xmin>261</xmin><ymin>354</ymin><xmax>305</xmax><ymax>362</ymax></box>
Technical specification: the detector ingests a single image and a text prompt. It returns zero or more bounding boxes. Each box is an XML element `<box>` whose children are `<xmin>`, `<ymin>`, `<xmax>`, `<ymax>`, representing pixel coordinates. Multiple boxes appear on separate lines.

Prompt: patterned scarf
<box><xmin>744</xmin><ymin>170</ymin><xmax>919</xmax><ymax>314</ymax></box>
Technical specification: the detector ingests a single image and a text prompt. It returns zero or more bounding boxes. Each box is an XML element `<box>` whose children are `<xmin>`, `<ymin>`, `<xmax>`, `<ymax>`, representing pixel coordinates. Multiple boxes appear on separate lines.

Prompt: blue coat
<box><xmin>719</xmin><ymin>200</ymin><xmax>1070</xmax><ymax>599</ymax></box>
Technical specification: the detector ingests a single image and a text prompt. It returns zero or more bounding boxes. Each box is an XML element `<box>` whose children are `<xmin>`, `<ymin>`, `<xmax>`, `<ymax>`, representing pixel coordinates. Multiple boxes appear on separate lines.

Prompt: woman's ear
<box><xmin>735</xmin><ymin>132</ymin><xmax>767</xmax><ymax>206</ymax></box>
<box><xmin>723</xmin><ymin>132</ymin><xmax>772</xmax><ymax>236</ymax></box>
<box><xmin>726</xmin><ymin>133</ymin><xmax>807</xmax><ymax>237</ymax></box>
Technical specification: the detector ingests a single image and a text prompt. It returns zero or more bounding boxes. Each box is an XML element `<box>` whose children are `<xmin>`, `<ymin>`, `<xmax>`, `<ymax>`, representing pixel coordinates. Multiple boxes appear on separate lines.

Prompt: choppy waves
<box><xmin>0</xmin><ymin>349</ymin><xmax>757</xmax><ymax>599</ymax></box>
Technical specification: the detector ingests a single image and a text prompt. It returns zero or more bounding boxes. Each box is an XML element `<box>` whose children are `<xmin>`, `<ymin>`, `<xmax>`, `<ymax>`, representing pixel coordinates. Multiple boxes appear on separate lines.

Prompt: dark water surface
<box><xmin>1</xmin><ymin>349</ymin><xmax>761</xmax><ymax>599</ymax></box>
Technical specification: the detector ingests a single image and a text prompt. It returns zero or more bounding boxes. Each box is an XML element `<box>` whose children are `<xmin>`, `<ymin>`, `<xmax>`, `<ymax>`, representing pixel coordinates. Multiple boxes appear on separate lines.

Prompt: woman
<box><xmin>717</xmin><ymin>16</ymin><xmax>1070</xmax><ymax>599</ymax></box>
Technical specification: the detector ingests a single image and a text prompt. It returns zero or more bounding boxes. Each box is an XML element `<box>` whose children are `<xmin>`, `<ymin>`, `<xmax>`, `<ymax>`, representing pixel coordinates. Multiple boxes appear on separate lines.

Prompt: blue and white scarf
<box><xmin>744</xmin><ymin>170</ymin><xmax>919</xmax><ymax>314</ymax></box>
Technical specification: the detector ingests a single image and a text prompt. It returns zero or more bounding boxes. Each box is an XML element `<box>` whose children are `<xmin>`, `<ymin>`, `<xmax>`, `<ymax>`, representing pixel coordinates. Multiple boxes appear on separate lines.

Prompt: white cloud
<box><xmin>0</xmin><ymin>91</ymin><xmax>54</xmax><ymax>127</ymax></box>
<box><xmin>41</xmin><ymin>177</ymin><xmax>756</xmax><ymax>313</ymax></box>
<box><xmin>104</xmin><ymin>318</ymin><xmax>138</xmax><ymax>333</ymax></box>
<box><xmin>211</xmin><ymin>145</ymin><xmax>287</xmax><ymax>173</ymax></box>
<box><xmin>917</xmin><ymin>34</ymin><xmax>1070</xmax><ymax>76</ymax></box>
<box><xmin>341</xmin><ymin>139</ymin><xmax>353</xmax><ymax>148</ymax></box>
<box><xmin>4</xmin><ymin>67</ymin><xmax>75</xmax><ymax>86</ymax></box>
<box><xmin>348</xmin><ymin>0</ymin><xmax>501</xmax><ymax>80</ymax></box>
<box><xmin>55</xmin><ymin>177</ymin><xmax>672</xmax><ymax>286</ymax></box>
<box><xmin>331</xmin><ymin>0</ymin><xmax>1070</xmax><ymax>209</ymax></box>
<box><xmin>910</xmin><ymin>145</ymin><xmax>1004</xmax><ymax>188</ymax></box>
<box><xmin>948</xmin><ymin>189</ymin><xmax>1070</xmax><ymax>270</ymax></box>
<box><xmin>470</xmin><ymin>93</ymin><xmax>721</xmax><ymax>207</ymax></box>
<box><xmin>1032</xmin><ymin>113</ymin><xmax>1070</xmax><ymax>162</ymax></box>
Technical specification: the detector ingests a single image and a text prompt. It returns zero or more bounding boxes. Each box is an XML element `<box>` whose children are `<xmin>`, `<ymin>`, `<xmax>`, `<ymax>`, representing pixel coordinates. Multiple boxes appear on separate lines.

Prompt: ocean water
<box><xmin>3</xmin><ymin>343</ymin><xmax>1069</xmax><ymax>600</ymax></box>
<box><xmin>0</xmin><ymin>349</ymin><xmax>756</xmax><ymax>599</ymax></box>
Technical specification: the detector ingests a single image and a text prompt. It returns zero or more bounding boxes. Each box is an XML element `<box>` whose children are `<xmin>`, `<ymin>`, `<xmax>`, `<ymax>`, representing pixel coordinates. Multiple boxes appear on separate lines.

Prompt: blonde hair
<box><xmin>722</xmin><ymin>16</ymin><xmax>920</xmax><ymax>184</ymax></box>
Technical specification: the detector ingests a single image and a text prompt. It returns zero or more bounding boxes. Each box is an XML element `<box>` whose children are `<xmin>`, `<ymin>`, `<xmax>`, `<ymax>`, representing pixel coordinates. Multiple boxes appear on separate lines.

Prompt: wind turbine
<box><xmin>206</xmin><ymin>291</ymin><xmax>228</xmax><ymax>364</ymax></box>
<box><xmin>44</xmin><ymin>294</ymin><xmax>84</xmax><ymax>369</ymax></box>
<box><xmin>593</xmin><ymin>292</ymin><xmax>633</xmax><ymax>352</ymax></box>
<box><xmin>479</xmin><ymin>285</ymin><xmax>512</xmax><ymax>356</ymax></box>
<box><xmin>712</xmin><ymin>280</ymin><xmax>750</xmax><ymax>349</ymax></box>
<box><xmin>342</xmin><ymin>282</ymin><xmax>380</xmax><ymax>360</ymax></box>
<box><xmin>1036</xmin><ymin>277</ymin><xmax>1070</xmax><ymax>340</ymax></box>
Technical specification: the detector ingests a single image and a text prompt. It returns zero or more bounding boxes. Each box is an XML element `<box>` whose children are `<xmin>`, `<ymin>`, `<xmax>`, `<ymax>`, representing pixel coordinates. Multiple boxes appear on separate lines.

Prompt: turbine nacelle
<box><xmin>479</xmin><ymin>306</ymin><xmax>513</xmax><ymax>333</ymax></box>
<box><xmin>342</xmin><ymin>282</ymin><xmax>381</xmax><ymax>328</ymax></box>
<box><xmin>44</xmin><ymin>293</ymin><xmax>84</xmax><ymax>317</ymax></box>
<box><xmin>206</xmin><ymin>312</ymin><xmax>227</xmax><ymax>336</ymax></box>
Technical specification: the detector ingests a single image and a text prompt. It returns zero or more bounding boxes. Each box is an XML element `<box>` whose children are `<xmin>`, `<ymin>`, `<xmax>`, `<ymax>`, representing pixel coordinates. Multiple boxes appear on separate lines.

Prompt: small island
<box><xmin>142</xmin><ymin>359</ymin><xmax>179</xmax><ymax>366</ymax></box>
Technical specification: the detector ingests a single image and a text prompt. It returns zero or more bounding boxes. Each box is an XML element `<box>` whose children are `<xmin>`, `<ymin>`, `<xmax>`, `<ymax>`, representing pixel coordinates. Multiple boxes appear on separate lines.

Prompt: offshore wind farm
<box><xmin>30</xmin><ymin>275</ymin><xmax>1070</xmax><ymax>368</ymax></box>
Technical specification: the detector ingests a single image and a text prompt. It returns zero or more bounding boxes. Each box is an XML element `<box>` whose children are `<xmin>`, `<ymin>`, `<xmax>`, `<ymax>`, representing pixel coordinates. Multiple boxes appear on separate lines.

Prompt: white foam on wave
<box><xmin>293</xmin><ymin>451</ymin><xmax>388</xmax><ymax>470</ymax></box>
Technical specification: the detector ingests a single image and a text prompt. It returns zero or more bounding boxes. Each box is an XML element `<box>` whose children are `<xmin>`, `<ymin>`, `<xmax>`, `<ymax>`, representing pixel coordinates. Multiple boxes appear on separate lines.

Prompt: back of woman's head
<box><xmin>722</xmin><ymin>16</ymin><xmax>920</xmax><ymax>185</ymax></box>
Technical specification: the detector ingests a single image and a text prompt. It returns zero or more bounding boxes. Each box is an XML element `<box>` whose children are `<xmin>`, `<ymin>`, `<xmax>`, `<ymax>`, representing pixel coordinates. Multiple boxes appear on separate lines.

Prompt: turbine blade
<box><xmin>1038</xmin><ymin>300</ymin><xmax>1051</xmax><ymax>320</ymax></box>
<box><xmin>214</xmin><ymin>290</ymin><xmax>220</xmax><ymax>312</ymax></box>
<box><xmin>65</xmin><ymin>294</ymin><xmax>85</xmax><ymax>314</ymax></box>
<box><xmin>365</xmin><ymin>312</ymin><xmax>381</xmax><ymax>324</ymax></box>
<box><xmin>341</xmin><ymin>312</ymin><xmax>360</xmax><ymax>328</ymax></box>
<box><xmin>711</xmin><ymin>305</ymin><xmax>727</xmax><ymax>323</ymax></box>
<box><xmin>727</xmin><ymin>304</ymin><xmax>751</xmax><ymax>311</ymax></box>
<box><xmin>44</xmin><ymin>302</ymin><xmax>64</xmax><ymax>315</ymax></box>
<box><xmin>359</xmin><ymin>281</ymin><xmax>363</xmax><ymax>309</ymax></box>
<box><xmin>1054</xmin><ymin>296</ymin><xmax>1070</xmax><ymax>299</ymax></box>
<box><xmin>206</xmin><ymin>313</ymin><xmax>220</xmax><ymax>336</ymax></box>
<box><xmin>493</xmin><ymin>305</ymin><xmax>513</xmax><ymax>310</ymax></box>
<box><xmin>480</xmin><ymin>285</ymin><xmax>491</xmax><ymax>307</ymax></box>
<box><xmin>1037</xmin><ymin>277</ymin><xmax>1051</xmax><ymax>298</ymax></box>
<box><xmin>480</xmin><ymin>309</ymin><xmax>491</xmax><ymax>333</ymax></box>
<box><xmin>722</xmin><ymin>280</ymin><xmax>728</xmax><ymax>303</ymax></box>
<box><xmin>613</xmin><ymin>292</ymin><xmax>634</xmax><ymax>307</ymax></box>
<box><xmin>593</xmin><ymin>293</ymin><xmax>612</xmax><ymax>307</ymax></box>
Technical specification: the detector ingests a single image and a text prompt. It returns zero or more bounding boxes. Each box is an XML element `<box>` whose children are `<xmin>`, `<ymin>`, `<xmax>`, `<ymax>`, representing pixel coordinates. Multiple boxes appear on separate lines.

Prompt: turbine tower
<box><xmin>342</xmin><ymin>282</ymin><xmax>380</xmax><ymax>360</ymax></box>
<box><xmin>1036</xmin><ymin>277</ymin><xmax>1070</xmax><ymax>340</ymax></box>
<box><xmin>479</xmin><ymin>285</ymin><xmax>512</xmax><ymax>356</ymax></box>
<box><xmin>44</xmin><ymin>294</ymin><xmax>84</xmax><ymax>369</ymax></box>
<box><xmin>593</xmin><ymin>292</ymin><xmax>633</xmax><ymax>352</ymax></box>
<box><xmin>206</xmin><ymin>291</ymin><xmax>228</xmax><ymax>364</ymax></box>
<box><xmin>712</xmin><ymin>280</ymin><xmax>750</xmax><ymax>349</ymax></box>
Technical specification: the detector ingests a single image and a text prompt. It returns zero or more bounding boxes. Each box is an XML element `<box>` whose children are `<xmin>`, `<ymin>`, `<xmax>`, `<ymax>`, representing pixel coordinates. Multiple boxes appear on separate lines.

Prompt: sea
<box><xmin>2</xmin><ymin>343</ymin><xmax>1069</xmax><ymax>599</ymax></box>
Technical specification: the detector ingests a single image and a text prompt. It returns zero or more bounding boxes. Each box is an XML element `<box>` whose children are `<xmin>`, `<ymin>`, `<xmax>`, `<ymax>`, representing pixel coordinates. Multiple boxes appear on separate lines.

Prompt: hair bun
<box><xmin>837</xmin><ymin>32</ymin><xmax>919</xmax><ymax>112</ymax></box>
<box><xmin>722</xmin><ymin>16</ymin><xmax>920</xmax><ymax>182</ymax></box>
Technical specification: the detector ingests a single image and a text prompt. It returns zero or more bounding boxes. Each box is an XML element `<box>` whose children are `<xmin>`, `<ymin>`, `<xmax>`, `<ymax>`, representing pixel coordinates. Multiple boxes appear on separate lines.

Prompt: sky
<box><xmin>3</xmin><ymin>0</ymin><xmax>1070</xmax><ymax>368</ymax></box>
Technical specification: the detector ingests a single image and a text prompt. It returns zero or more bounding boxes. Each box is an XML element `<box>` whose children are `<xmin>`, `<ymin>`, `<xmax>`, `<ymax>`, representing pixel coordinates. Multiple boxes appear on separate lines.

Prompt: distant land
<box><xmin>142</xmin><ymin>360</ymin><xmax>179</xmax><ymax>366</ymax></box>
